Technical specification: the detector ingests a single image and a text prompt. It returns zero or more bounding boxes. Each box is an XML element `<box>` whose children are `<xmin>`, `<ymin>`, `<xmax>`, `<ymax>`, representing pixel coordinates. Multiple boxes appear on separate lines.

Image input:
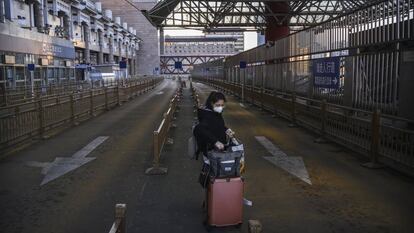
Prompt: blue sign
<box><xmin>205</xmin><ymin>67</ymin><xmax>210</xmax><ymax>72</ymax></box>
<box><xmin>175</xmin><ymin>61</ymin><xmax>182</xmax><ymax>69</ymax></box>
<box><xmin>240</xmin><ymin>61</ymin><xmax>247</xmax><ymax>69</ymax></box>
<box><xmin>42</xmin><ymin>43</ymin><xmax>75</xmax><ymax>59</ymax></box>
<box><xmin>119</xmin><ymin>61</ymin><xmax>127</xmax><ymax>69</ymax></box>
<box><xmin>27</xmin><ymin>64</ymin><xmax>35</xmax><ymax>71</ymax></box>
<box><xmin>313</xmin><ymin>57</ymin><xmax>340</xmax><ymax>89</ymax></box>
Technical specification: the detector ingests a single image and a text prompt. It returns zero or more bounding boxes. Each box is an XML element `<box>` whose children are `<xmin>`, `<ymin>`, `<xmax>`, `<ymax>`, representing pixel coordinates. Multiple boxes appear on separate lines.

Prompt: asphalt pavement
<box><xmin>0</xmin><ymin>80</ymin><xmax>413</xmax><ymax>233</ymax></box>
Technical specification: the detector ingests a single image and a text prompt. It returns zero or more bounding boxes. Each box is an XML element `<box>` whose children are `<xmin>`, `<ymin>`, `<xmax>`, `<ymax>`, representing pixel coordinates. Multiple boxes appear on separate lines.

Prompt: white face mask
<box><xmin>213</xmin><ymin>106</ymin><xmax>224</xmax><ymax>113</ymax></box>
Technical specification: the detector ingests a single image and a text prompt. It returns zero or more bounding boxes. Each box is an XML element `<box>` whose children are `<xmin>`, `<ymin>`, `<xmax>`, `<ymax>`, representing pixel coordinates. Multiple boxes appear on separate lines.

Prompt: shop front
<box><xmin>0</xmin><ymin>33</ymin><xmax>76</xmax><ymax>90</ymax></box>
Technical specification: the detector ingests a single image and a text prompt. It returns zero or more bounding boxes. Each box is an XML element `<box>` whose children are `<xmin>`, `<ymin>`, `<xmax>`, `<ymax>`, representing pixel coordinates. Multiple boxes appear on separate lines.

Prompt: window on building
<box><xmin>15</xmin><ymin>67</ymin><xmax>25</xmax><ymax>81</ymax></box>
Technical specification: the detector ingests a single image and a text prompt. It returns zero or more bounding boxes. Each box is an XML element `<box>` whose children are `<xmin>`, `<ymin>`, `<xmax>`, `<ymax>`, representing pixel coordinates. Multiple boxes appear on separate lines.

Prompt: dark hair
<box><xmin>205</xmin><ymin>91</ymin><xmax>226</xmax><ymax>110</ymax></box>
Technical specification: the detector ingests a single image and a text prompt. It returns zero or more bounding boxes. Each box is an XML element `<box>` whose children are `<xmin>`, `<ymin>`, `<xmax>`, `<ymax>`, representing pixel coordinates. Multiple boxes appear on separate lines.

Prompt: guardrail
<box><xmin>145</xmin><ymin>87</ymin><xmax>182</xmax><ymax>175</ymax></box>
<box><xmin>0</xmin><ymin>77</ymin><xmax>163</xmax><ymax>153</ymax></box>
<box><xmin>196</xmin><ymin>78</ymin><xmax>414</xmax><ymax>176</ymax></box>
<box><xmin>108</xmin><ymin>204</ymin><xmax>126</xmax><ymax>233</ymax></box>
<box><xmin>0</xmin><ymin>75</ymin><xmax>161</xmax><ymax>107</ymax></box>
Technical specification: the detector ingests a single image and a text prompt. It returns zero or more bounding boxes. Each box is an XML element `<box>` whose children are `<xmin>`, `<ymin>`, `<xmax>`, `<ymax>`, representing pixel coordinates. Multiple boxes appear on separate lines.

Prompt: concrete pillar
<box><xmin>33</xmin><ymin>0</ymin><xmax>45</xmax><ymax>33</ymax></box>
<box><xmin>62</xmin><ymin>13</ymin><xmax>72</xmax><ymax>40</ymax></box>
<box><xmin>83</xmin><ymin>23</ymin><xmax>91</xmax><ymax>64</ymax></box>
<box><xmin>118</xmin><ymin>39</ymin><xmax>122</xmax><ymax>59</ymax></box>
<box><xmin>133</xmin><ymin>57</ymin><xmax>136</xmax><ymax>75</ymax></box>
<box><xmin>159</xmin><ymin>27</ymin><xmax>164</xmax><ymax>55</ymax></box>
<box><xmin>98</xmin><ymin>30</ymin><xmax>104</xmax><ymax>64</ymax></box>
<box><xmin>125</xmin><ymin>43</ymin><xmax>129</xmax><ymax>61</ymax></box>
<box><xmin>265</xmin><ymin>2</ymin><xmax>290</xmax><ymax>42</ymax></box>
<box><xmin>109</xmin><ymin>36</ymin><xmax>114</xmax><ymax>63</ymax></box>
<box><xmin>134</xmin><ymin>51</ymin><xmax>139</xmax><ymax>75</ymax></box>
<box><xmin>0</xmin><ymin>0</ymin><xmax>4</xmax><ymax>23</ymax></box>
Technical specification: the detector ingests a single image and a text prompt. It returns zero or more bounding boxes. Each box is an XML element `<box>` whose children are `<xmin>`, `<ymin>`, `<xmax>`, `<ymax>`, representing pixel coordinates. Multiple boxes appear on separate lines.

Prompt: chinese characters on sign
<box><xmin>313</xmin><ymin>57</ymin><xmax>340</xmax><ymax>89</ymax></box>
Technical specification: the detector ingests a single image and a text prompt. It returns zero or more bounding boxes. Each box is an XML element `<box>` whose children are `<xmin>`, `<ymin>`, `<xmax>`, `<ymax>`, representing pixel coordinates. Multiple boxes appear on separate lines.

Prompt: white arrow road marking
<box><xmin>255</xmin><ymin>136</ymin><xmax>312</xmax><ymax>185</ymax></box>
<box><xmin>26</xmin><ymin>136</ymin><xmax>109</xmax><ymax>185</ymax></box>
<box><xmin>239</xmin><ymin>103</ymin><xmax>246</xmax><ymax>108</ymax></box>
<box><xmin>72</xmin><ymin>136</ymin><xmax>109</xmax><ymax>158</ymax></box>
<box><xmin>156</xmin><ymin>91</ymin><xmax>164</xmax><ymax>95</ymax></box>
<box><xmin>40</xmin><ymin>157</ymin><xmax>96</xmax><ymax>185</ymax></box>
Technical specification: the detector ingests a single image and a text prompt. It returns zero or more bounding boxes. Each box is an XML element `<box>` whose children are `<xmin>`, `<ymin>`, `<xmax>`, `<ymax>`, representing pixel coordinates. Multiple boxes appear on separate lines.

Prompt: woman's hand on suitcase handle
<box><xmin>214</xmin><ymin>141</ymin><xmax>225</xmax><ymax>150</ymax></box>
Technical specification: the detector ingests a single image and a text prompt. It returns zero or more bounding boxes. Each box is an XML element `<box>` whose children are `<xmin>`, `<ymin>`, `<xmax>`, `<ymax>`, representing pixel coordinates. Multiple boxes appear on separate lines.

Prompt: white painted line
<box><xmin>25</xmin><ymin>161</ymin><xmax>50</xmax><ymax>168</ymax></box>
<box><xmin>27</xmin><ymin>136</ymin><xmax>109</xmax><ymax>185</ymax></box>
<box><xmin>239</xmin><ymin>103</ymin><xmax>246</xmax><ymax>108</ymax></box>
<box><xmin>255</xmin><ymin>136</ymin><xmax>288</xmax><ymax>158</ymax></box>
<box><xmin>72</xmin><ymin>136</ymin><xmax>109</xmax><ymax>158</ymax></box>
<box><xmin>139</xmin><ymin>180</ymin><xmax>148</xmax><ymax>200</ymax></box>
<box><xmin>156</xmin><ymin>91</ymin><xmax>164</xmax><ymax>95</ymax></box>
<box><xmin>255</xmin><ymin>136</ymin><xmax>312</xmax><ymax>185</ymax></box>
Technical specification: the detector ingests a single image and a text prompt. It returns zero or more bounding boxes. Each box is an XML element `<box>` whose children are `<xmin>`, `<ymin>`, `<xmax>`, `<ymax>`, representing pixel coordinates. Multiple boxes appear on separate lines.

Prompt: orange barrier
<box><xmin>190</xmin><ymin>82</ymin><xmax>201</xmax><ymax>109</ymax></box>
<box><xmin>0</xmin><ymin>77</ymin><xmax>163</xmax><ymax>154</ymax></box>
<box><xmin>108</xmin><ymin>204</ymin><xmax>126</xmax><ymax>233</ymax></box>
<box><xmin>145</xmin><ymin>87</ymin><xmax>182</xmax><ymax>175</ymax></box>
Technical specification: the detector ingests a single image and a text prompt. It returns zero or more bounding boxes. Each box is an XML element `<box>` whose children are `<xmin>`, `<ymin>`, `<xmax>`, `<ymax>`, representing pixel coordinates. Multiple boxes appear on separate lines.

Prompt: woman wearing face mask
<box><xmin>193</xmin><ymin>91</ymin><xmax>235</xmax><ymax>158</ymax></box>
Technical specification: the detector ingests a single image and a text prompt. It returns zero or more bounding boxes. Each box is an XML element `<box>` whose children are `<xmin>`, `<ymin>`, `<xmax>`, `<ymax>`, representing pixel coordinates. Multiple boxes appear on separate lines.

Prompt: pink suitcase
<box><xmin>205</xmin><ymin>177</ymin><xmax>244</xmax><ymax>229</ymax></box>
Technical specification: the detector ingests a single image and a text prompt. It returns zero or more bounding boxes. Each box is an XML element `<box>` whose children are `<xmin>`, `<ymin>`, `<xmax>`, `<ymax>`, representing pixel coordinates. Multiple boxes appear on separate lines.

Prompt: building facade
<box><xmin>164</xmin><ymin>35</ymin><xmax>239</xmax><ymax>56</ymax></box>
<box><xmin>161</xmin><ymin>35</ymin><xmax>239</xmax><ymax>75</ymax></box>
<box><xmin>205</xmin><ymin>31</ymin><xmax>244</xmax><ymax>53</ymax></box>
<box><xmin>0</xmin><ymin>0</ymin><xmax>140</xmax><ymax>89</ymax></box>
<box><xmin>99</xmin><ymin>0</ymin><xmax>160</xmax><ymax>75</ymax></box>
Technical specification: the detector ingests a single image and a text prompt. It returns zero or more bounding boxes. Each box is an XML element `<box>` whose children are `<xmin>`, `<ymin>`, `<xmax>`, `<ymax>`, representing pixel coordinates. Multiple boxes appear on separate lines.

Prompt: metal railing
<box><xmin>145</xmin><ymin>86</ymin><xmax>182</xmax><ymax>175</ymax></box>
<box><xmin>0</xmin><ymin>76</ymin><xmax>161</xmax><ymax>107</ymax></box>
<box><xmin>190</xmin><ymin>81</ymin><xmax>201</xmax><ymax>109</ymax></box>
<box><xmin>197</xmin><ymin>78</ymin><xmax>414</xmax><ymax>175</ymax></box>
<box><xmin>192</xmin><ymin>0</ymin><xmax>414</xmax><ymax>117</ymax></box>
<box><xmin>0</xmin><ymin>77</ymin><xmax>163</xmax><ymax>152</ymax></box>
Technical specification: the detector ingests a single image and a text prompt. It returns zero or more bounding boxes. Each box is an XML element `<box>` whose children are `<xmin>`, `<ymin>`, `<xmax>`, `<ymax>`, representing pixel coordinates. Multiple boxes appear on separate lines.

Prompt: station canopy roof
<box><xmin>142</xmin><ymin>0</ymin><xmax>371</xmax><ymax>32</ymax></box>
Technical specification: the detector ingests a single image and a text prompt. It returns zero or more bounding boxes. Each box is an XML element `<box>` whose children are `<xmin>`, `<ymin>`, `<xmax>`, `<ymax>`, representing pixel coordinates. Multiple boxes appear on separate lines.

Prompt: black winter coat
<box><xmin>193</xmin><ymin>107</ymin><xmax>228</xmax><ymax>155</ymax></box>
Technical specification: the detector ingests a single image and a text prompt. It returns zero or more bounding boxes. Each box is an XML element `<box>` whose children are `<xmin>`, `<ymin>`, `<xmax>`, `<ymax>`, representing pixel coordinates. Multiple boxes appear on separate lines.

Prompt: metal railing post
<box><xmin>241</xmin><ymin>72</ymin><xmax>245</xmax><ymax>103</ymax></box>
<box><xmin>289</xmin><ymin>92</ymin><xmax>297</xmax><ymax>127</ymax></box>
<box><xmin>116</xmin><ymin>85</ymin><xmax>121</xmax><ymax>106</ymax></box>
<box><xmin>38</xmin><ymin>97</ymin><xmax>45</xmax><ymax>138</ymax></box>
<box><xmin>251</xmin><ymin>84</ymin><xmax>254</xmax><ymax>105</ymax></box>
<box><xmin>70</xmin><ymin>93</ymin><xmax>75</xmax><ymax>125</ymax></box>
<box><xmin>315</xmin><ymin>99</ymin><xmax>327</xmax><ymax>143</ymax></box>
<box><xmin>272</xmin><ymin>88</ymin><xmax>278</xmax><ymax>118</ymax></box>
<box><xmin>153</xmin><ymin>131</ymin><xmax>160</xmax><ymax>168</ymax></box>
<box><xmin>104</xmin><ymin>87</ymin><xmax>109</xmax><ymax>111</ymax></box>
<box><xmin>261</xmin><ymin>86</ymin><xmax>264</xmax><ymax>111</ymax></box>
<box><xmin>89</xmin><ymin>89</ymin><xmax>94</xmax><ymax>116</ymax></box>
<box><xmin>363</xmin><ymin>109</ymin><xmax>383</xmax><ymax>168</ymax></box>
